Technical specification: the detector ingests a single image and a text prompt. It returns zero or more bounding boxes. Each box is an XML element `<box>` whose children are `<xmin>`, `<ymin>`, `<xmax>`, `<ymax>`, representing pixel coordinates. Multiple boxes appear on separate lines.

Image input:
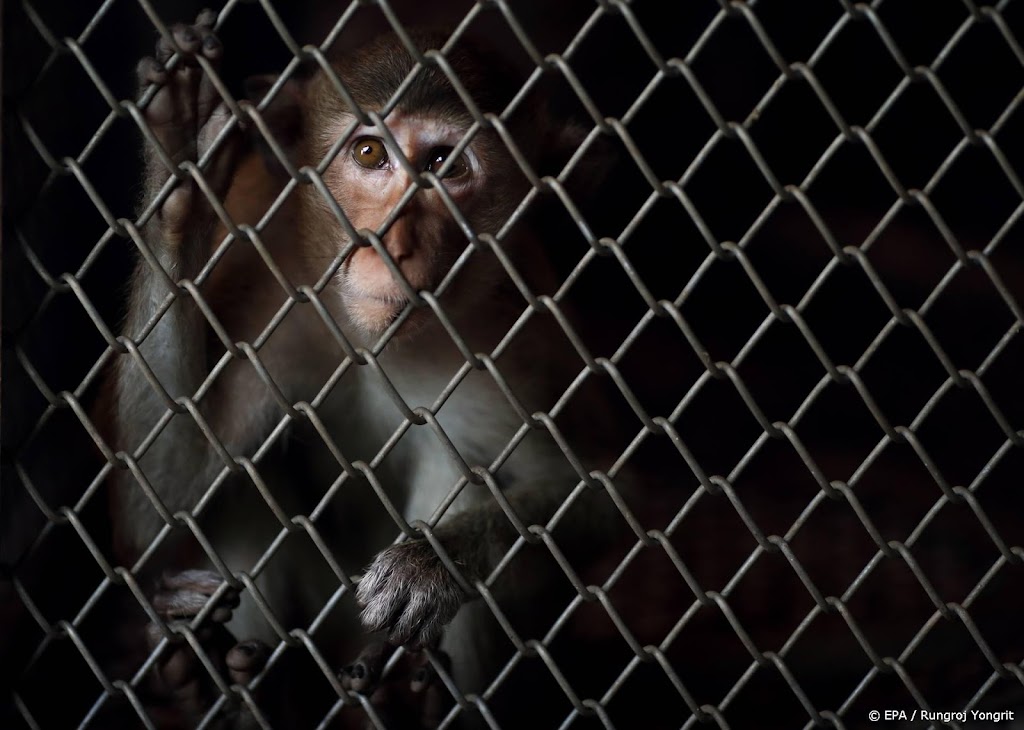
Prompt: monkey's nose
<box><xmin>382</xmin><ymin>219</ymin><xmax>416</xmax><ymax>263</ymax></box>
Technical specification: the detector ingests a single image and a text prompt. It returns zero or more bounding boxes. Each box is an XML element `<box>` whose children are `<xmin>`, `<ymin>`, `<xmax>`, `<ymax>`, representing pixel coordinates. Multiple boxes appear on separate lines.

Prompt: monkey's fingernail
<box><xmin>209</xmin><ymin>608</ymin><xmax>227</xmax><ymax>623</ymax></box>
<box><xmin>410</xmin><ymin>666</ymin><xmax>430</xmax><ymax>691</ymax></box>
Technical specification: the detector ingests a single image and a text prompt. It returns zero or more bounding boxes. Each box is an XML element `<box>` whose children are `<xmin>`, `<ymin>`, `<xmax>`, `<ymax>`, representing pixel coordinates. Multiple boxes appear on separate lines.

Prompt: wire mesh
<box><xmin>3</xmin><ymin>0</ymin><xmax>1024</xmax><ymax>728</ymax></box>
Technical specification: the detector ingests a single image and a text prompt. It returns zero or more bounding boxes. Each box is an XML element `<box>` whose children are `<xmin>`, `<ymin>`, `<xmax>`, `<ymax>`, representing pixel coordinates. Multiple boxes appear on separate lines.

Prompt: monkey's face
<box><xmin>296</xmin><ymin>32</ymin><xmax>536</xmax><ymax>341</ymax></box>
<box><xmin>319</xmin><ymin>111</ymin><xmax>517</xmax><ymax>338</ymax></box>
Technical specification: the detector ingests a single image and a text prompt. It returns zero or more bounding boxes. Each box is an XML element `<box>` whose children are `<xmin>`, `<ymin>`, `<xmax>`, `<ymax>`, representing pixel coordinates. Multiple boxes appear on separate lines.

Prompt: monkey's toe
<box><xmin>409</xmin><ymin>654</ymin><xmax>441</xmax><ymax>694</ymax></box>
<box><xmin>341</xmin><ymin>641</ymin><xmax>448</xmax><ymax>695</ymax></box>
<box><xmin>341</xmin><ymin>640</ymin><xmax>389</xmax><ymax>693</ymax></box>
<box><xmin>145</xmin><ymin>614</ymin><xmax>238</xmax><ymax>704</ymax></box>
<box><xmin>226</xmin><ymin>639</ymin><xmax>269</xmax><ymax>684</ymax></box>
<box><xmin>341</xmin><ymin>643</ymin><xmax>452</xmax><ymax>728</ymax></box>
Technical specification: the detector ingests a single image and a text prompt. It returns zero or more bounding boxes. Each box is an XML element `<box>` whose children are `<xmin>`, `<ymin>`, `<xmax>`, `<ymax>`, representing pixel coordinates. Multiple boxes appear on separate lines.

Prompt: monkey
<box><xmin>108</xmin><ymin>10</ymin><xmax>625</xmax><ymax>727</ymax></box>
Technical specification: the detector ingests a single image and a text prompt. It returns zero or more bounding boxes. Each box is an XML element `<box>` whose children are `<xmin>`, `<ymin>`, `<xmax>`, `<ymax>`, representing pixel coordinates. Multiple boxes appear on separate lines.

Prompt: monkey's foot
<box><xmin>136</xmin><ymin>9</ymin><xmax>242</xmax><ymax>227</ymax></box>
<box><xmin>341</xmin><ymin>639</ymin><xmax>391</xmax><ymax>694</ymax></box>
<box><xmin>357</xmin><ymin>540</ymin><xmax>467</xmax><ymax>647</ymax></box>
<box><xmin>147</xmin><ymin>569</ymin><xmax>269</xmax><ymax>711</ymax></box>
<box><xmin>342</xmin><ymin>640</ymin><xmax>452</xmax><ymax>729</ymax></box>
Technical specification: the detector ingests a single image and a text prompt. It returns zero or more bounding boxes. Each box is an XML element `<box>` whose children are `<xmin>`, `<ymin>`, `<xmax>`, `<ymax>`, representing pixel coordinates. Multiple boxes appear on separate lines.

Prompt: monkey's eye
<box><xmin>425</xmin><ymin>147</ymin><xmax>469</xmax><ymax>179</ymax></box>
<box><xmin>352</xmin><ymin>137</ymin><xmax>389</xmax><ymax>169</ymax></box>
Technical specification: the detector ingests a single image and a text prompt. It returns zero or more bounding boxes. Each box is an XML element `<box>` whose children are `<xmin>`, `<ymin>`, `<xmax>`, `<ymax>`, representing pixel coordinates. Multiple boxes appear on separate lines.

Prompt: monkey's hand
<box><xmin>357</xmin><ymin>540</ymin><xmax>468</xmax><ymax>647</ymax></box>
<box><xmin>147</xmin><ymin>570</ymin><xmax>268</xmax><ymax>716</ymax></box>
<box><xmin>137</xmin><ymin>9</ymin><xmax>244</xmax><ymax>235</ymax></box>
<box><xmin>341</xmin><ymin>640</ymin><xmax>453</xmax><ymax>728</ymax></box>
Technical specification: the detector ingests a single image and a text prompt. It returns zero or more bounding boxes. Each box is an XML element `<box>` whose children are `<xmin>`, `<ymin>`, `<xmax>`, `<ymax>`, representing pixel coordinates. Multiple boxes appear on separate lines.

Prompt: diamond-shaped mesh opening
<box><xmin>4</xmin><ymin>1</ymin><xmax>1024</xmax><ymax>728</ymax></box>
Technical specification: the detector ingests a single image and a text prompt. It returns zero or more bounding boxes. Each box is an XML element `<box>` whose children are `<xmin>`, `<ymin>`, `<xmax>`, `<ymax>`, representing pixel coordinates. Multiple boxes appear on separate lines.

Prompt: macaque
<box><xmin>109</xmin><ymin>9</ymin><xmax>621</xmax><ymax>727</ymax></box>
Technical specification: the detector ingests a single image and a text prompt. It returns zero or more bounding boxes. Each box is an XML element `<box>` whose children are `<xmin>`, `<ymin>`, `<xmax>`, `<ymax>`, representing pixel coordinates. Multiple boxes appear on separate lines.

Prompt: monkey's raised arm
<box><xmin>111</xmin><ymin>12</ymin><xmax>254</xmax><ymax>561</ymax></box>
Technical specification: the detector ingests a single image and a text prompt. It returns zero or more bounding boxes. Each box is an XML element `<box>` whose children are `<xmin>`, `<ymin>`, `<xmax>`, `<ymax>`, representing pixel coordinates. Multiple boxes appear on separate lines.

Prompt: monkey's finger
<box><xmin>196</xmin><ymin>8</ymin><xmax>217</xmax><ymax>30</ymax></box>
<box><xmin>197</xmin><ymin>28</ymin><xmax>223</xmax><ymax>61</ymax></box>
<box><xmin>170</xmin><ymin>678</ymin><xmax>211</xmax><ymax>720</ymax></box>
<box><xmin>156</xmin><ymin>24</ymin><xmax>197</xmax><ymax>63</ymax></box>
<box><xmin>195</xmin><ymin>104</ymin><xmax>246</xmax><ymax>194</ymax></box>
<box><xmin>408</xmin><ymin>647</ymin><xmax>448</xmax><ymax>693</ymax></box>
<box><xmin>225</xmin><ymin>640</ymin><xmax>269</xmax><ymax>684</ymax></box>
<box><xmin>341</xmin><ymin>659</ymin><xmax>378</xmax><ymax>693</ymax></box>
<box><xmin>155</xmin><ymin>33</ymin><xmax>176</xmax><ymax>64</ymax></box>
<box><xmin>196</xmin><ymin>71</ymin><xmax>223</xmax><ymax>126</ymax></box>
<box><xmin>172</xmin><ymin>23</ymin><xmax>203</xmax><ymax>56</ymax></box>
<box><xmin>137</xmin><ymin>57</ymin><xmax>168</xmax><ymax>87</ymax></box>
<box><xmin>341</xmin><ymin>640</ymin><xmax>391</xmax><ymax>693</ymax></box>
<box><xmin>417</xmin><ymin>654</ymin><xmax>454</xmax><ymax>729</ymax></box>
<box><xmin>157</xmin><ymin>643</ymin><xmax>203</xmax><ymax>691</ymax></box>
<box><xmin>409</xmin><ymin>661</ymin><xmax>435</xmax><ymax>694</ymax></box>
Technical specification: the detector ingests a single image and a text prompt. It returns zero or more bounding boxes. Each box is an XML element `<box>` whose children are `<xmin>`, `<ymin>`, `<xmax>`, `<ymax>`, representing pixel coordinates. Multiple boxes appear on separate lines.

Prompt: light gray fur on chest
<box><xmin>325</xmin><ymin>358</ymin><xmax>551</xmax><ymax>528</ymax></box>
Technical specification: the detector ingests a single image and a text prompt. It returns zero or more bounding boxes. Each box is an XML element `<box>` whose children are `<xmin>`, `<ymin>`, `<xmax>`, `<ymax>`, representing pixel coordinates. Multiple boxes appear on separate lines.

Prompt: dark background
<box><xmin>3</xmin><ymin>1</ymin><xmax>1024</xmax><ymax>727</ymax></box>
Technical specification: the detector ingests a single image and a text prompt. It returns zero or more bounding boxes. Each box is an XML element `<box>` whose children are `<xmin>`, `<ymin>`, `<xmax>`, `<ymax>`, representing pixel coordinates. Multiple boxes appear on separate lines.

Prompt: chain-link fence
<box><xmin>4</xmin><ymin>1</ymin><xmax>1024</xmax><ymax>728</ymax></box>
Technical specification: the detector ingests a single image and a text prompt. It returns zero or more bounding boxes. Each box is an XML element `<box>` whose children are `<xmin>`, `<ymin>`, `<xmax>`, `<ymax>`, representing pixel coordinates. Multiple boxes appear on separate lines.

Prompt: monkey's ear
<box><xmin>544</xmin><ymin>120</ymin><xmax>615</xmax><ymax>202</ymax></box>
<box><xmin>243</xmin><ymin>75</ymin><xmax>306</xmax><ymax>176</ymax></box>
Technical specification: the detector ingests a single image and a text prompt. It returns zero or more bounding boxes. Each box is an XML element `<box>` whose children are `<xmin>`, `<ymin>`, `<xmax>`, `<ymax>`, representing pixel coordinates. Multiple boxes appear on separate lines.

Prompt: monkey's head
<box><xmin>286</xmin><ymin>30</ymin><xmax>588</xmax><ymax>339</ymax></box>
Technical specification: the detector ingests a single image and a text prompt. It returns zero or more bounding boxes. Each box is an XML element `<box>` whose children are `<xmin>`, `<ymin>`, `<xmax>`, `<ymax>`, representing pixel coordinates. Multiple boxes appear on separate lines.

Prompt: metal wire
<box><xmin>5</xmin><ymin>0</ymin><xmax>1024</xmax><ymax>728</ymax></box>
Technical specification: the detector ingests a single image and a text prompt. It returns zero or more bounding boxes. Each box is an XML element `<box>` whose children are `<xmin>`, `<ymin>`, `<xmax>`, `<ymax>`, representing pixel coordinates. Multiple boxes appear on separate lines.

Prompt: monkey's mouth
<box><xmin>341</xmin><ymin>286</ymin><xmax>414</xmax><ymax>335</ymax></box>
<box><xmin>344</xmin><ymin>279</ymin><xmax>411</xmax><ymax>309</ymax></box>
<box><xmin>341</xmin><ymin>249</ymin><xmax>412</xmax><ymax>299</ymax></box>
<box><xmin>350</xmin><ymin>287</ymin><xmax>407</xmax><ymax>304</ymax></box>
<box><xmin>339</xmin><ymin>251</ymin><xmax>436</xmax><ymax>335</ymax></box>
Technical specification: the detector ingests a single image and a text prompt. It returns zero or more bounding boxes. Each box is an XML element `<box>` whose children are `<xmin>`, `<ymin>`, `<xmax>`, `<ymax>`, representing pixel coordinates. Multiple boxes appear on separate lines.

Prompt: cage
<box><xmin>4</xmin><ymin>1</ymin><xmax>1024</xmax><ymax>728</ymax></box>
